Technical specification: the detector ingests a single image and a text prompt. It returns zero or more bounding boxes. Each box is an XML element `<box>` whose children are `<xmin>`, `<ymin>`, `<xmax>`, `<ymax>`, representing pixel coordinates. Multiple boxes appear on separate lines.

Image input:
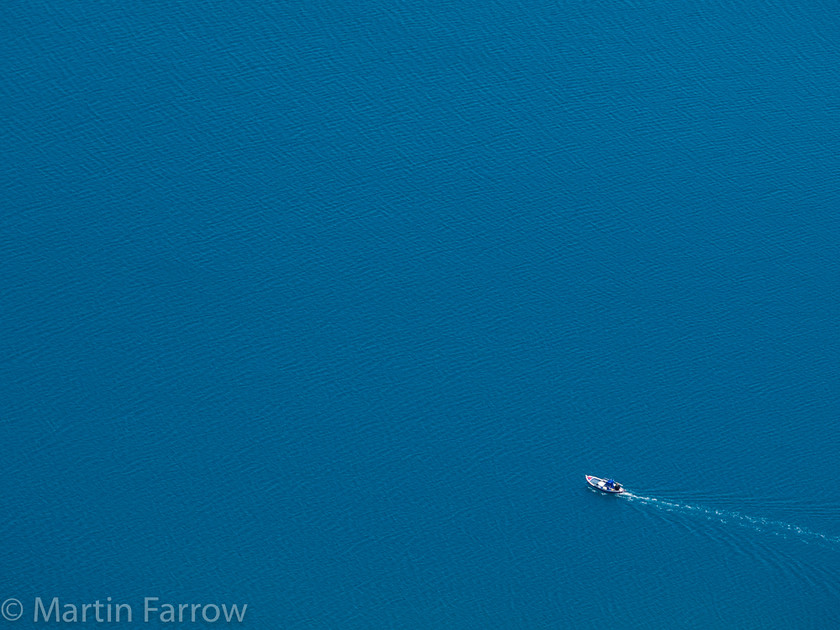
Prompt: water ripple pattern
<box><xmin>623</xmin><ymin>492</ymin><xmax>840</xmax><ymax>548</ymax></box>
<box><xmin>3</xmin><ymin>0</ymin><xmax>840</xmax><ymax>628</ymax></box>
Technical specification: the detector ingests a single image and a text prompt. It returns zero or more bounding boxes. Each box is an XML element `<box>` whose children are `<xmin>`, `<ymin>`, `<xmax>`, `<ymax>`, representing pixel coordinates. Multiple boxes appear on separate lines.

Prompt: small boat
<box><xmin>585</xmin><ymin>475</ymin><xmax>625</xmax><ymax>494</ymax></box>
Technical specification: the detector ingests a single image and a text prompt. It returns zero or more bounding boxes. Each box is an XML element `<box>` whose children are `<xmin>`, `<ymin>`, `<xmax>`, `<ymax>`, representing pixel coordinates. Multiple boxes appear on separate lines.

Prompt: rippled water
<box><xmin>2</xmin><ymin>1</ymin><xmax>839</xmax><ymax>628</ymax></box>
<box><xmin>623</xmin><ymin>492</ymin><xmax>840</xmax><ymax>548</ymax></box>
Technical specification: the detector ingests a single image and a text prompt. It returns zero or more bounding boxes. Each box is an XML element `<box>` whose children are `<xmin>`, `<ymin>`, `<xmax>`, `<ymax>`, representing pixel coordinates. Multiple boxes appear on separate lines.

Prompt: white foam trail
<box><xmin>622</xmin><ymin>492</ymin><xmax>840</xmax><ymax>547</ymax></box>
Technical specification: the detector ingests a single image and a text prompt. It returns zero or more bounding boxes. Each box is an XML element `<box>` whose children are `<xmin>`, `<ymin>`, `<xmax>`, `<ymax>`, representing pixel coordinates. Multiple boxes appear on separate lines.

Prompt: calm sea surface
<box><xmin>2</xmin><ymin>1</ymin><xmax>839</xmax><ymax>628</ymax></box>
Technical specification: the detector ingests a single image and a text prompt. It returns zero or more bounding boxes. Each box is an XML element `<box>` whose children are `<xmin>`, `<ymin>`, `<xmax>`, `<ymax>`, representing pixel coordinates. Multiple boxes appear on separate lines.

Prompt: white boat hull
<box><xmin>585</xmin><ymin>475</ymin><xmax>624</xmax><ymax>494</ymax></box>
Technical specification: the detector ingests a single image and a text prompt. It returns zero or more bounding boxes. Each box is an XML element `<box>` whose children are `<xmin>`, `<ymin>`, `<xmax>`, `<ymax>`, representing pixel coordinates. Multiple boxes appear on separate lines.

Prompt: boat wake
<box><xmin>622</xmin><ymin>492</ymin><xmax>840</xmax><ymax>548</ymax></box>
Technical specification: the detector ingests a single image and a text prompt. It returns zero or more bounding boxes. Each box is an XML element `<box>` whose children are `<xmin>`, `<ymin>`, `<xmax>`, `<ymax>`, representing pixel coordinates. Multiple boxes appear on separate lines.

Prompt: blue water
<box><xmin>2</xmin><ymin>1</ymin><xmax>839</xmax><ymax>628</ymax></box>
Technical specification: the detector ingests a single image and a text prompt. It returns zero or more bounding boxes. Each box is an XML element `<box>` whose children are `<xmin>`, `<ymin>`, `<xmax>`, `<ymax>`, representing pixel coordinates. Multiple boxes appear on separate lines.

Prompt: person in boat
<box><xmin>606</xmin><ymin>479</ymin><xmax>615</xmax><ymax>490</ymax></box>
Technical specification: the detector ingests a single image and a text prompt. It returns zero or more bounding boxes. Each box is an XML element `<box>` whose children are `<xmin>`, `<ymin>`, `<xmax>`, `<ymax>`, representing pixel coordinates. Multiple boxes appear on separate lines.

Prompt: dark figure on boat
<box><xmin>604</xmin><ymin>479</ymin><xmax>622</xmax><ymax>492</ymax></box>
